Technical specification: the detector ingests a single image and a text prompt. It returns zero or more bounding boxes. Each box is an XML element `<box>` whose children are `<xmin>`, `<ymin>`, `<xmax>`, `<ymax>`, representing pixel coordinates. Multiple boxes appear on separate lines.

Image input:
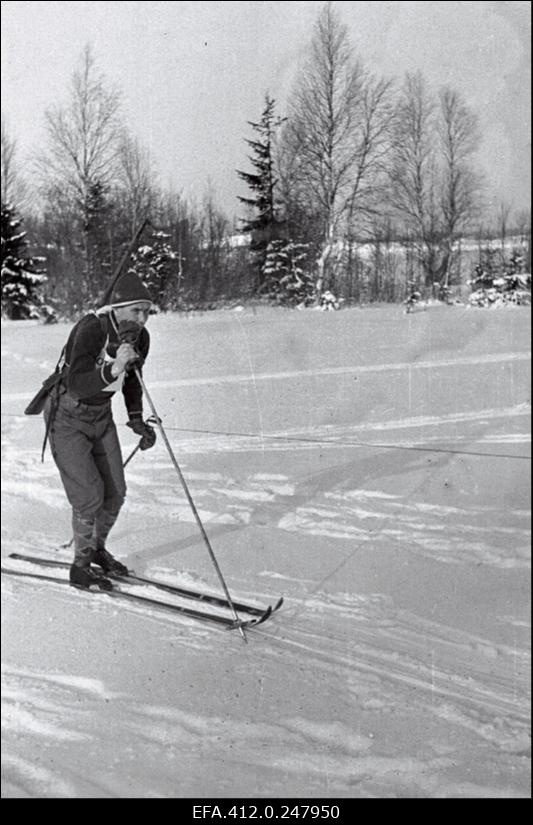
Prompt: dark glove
<box><xmin>127</xmin><ymin>417</ymin><xmax>156</xmax><ymax>450</ymax></box>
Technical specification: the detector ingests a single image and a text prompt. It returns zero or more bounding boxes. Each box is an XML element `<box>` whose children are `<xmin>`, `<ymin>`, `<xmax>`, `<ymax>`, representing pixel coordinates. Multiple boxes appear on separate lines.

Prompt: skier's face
<box><xmin>114</xmin><ymin>302</ymin><xmax>151</xmax><ymax>327</ymax></box>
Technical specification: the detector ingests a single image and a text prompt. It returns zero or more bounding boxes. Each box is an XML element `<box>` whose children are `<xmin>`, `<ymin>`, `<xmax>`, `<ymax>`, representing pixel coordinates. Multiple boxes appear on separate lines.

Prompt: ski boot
<box><xmin>70</xmin><ymin>560</ymin><xmax>113</xmax><ymax>591</ymax></box>
<box><xmin>92</xmin><ymin>548</ymin><xmax>129</xmax><ymax>577</ymax></box>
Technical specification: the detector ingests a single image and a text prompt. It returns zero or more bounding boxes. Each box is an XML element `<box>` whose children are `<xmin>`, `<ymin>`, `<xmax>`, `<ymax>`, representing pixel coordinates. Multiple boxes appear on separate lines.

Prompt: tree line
<box><xmin>1</xmin><ymin>3</ymin><xmax>530</xmax><ymax>319</ymax></box>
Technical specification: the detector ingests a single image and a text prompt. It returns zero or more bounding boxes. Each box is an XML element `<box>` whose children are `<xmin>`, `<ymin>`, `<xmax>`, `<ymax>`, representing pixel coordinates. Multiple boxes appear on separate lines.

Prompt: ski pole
<box><xmin>123</xmin><ymin>443</ymin><xmax>141</xmax><ymax>468</ymax></box>
<box><xmin>132</xmin><ymin>366</ymin><xmax>247</xmax><ymax>643</ymax></box>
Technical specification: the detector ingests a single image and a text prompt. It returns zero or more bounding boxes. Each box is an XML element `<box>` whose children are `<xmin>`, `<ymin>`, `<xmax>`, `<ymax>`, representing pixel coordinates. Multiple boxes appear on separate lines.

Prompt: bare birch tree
<box><xmin>116</xmin><ymin>130</ymin><xmax>155</xmax><ymax>234</ymax></box>
<box><xmin>389</xmin><ymin>71</ymin><xmax>442</xmax><ymax>288</ymax></box>
<box><xmin>282</xmin><ymin>2</ymin><xmax>365</xmax><ymax>291</ymax></box>
<box><xmin>41</xmin><ymin>46</ymin><xmax>121</xmax><ymax>206</ymax></box>
<box><xmin>200</xmin><ymin>183</ymin><xmax>230</xmax><ymax>301</ymax></box>
<box><xmin>1</xmin><ymin>118</ymin><xmax>17</xmax><ymax>204</ymax></box>
<box><xmin>345</xmin><ymin>76</ymin><xmax>396</xmax><ymax>230</ymax></box>
<box><xmin>343</xmin><ymin>75</ymin><xmax>396</xmax><ymax>288</ymax></box>
<box><xmin>38</xmin><ymin>45</ymin><xmax>122</xmax><ymax>300</ymax></box>
<box><xmin>390</xmin><ymin>73</ymin><xmax>482</xmax><ymax>292</ymax></box>
<box><xmin>496</xmin><ymin>200</ymin><xmax>513</xmax><ymax>250</ymax></box>
<box><xmin>1</xmin><ymin>118</ymin><xmax>28</xmax><ymax>209</ymax></box>
<box><xmin>438</xmin><ymin>86</ymin><xmax>481</xmax><ymax>285</ymax></box>
<box><xmin>280</xmin><ymin>2</ymin><xmax>395</xmax><ymax>294</ymax></box>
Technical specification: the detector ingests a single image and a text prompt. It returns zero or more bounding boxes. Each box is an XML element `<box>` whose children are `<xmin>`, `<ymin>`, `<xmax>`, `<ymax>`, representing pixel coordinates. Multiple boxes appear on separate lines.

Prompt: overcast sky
<box><xmin>1</xmin><ymin>0</ymin><xmax>531</xmax><ymax>221</ymax></box>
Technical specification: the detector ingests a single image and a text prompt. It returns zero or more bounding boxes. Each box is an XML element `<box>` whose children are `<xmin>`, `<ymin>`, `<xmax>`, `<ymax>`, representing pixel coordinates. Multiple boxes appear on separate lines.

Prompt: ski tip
<box><xmin>273</xmin><ymin>596</ymin><xmax>284</xmax><ymax>612</ymax></box>
<box><xmin>248</xmin><ymin>605</ymin><xmax>272</xmax><ymax>627</ymax></box>
<box><xmin>227</xmin><ymin>604</ymin><xmax>273</xmax><ymax>631</ymax></box>
<box><xmin>257</xmin><ymin>605</ymin><xmax>273</xmax><ymax>624</ymax></box>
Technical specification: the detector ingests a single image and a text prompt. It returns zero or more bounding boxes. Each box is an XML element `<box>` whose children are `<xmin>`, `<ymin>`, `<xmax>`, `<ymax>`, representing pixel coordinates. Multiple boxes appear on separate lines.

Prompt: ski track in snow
<box><xmin>2</xmin><ymin>414</ymin><xmax>530</xmax><ymax>565</ymax></box>
<box><xmin>3</xmin><ymin>349</ymin><xmax>530</xmax><ymax>403</ymax></box>
<box><xmin>2</xmin><ymin>753</ymin><xmax>78</xmax><ymax>799</ymax></box>
<box><xmin>3</xmin><ymin>490</ymin><xmax>523</xmax><ymax>786</ymax></box>
<box><xmin>4</xmin><ymin>531</ymin><xmax>531</xmax><ymax>737</ymax></box>
<box><xmin>4</xmin><ymin>451</ymin><xmax>529</xmax><ymax>569</ymax></box>
<box><xmin>125</xmin><ymin>460</ymin><xmax>530</xmax><ymax>571</ymax></box>
<box><xmin>1</xmin><ymin>571</ymin><xmax>530</xmax><ymax>797</ymax></box>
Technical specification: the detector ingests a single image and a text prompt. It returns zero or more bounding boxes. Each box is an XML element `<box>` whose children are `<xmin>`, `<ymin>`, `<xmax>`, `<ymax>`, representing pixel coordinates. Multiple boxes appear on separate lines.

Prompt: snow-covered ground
<box><xmin>1</xmin><ymin>303</ymin><xmax>530</xmax><ymax>799</ymax></box>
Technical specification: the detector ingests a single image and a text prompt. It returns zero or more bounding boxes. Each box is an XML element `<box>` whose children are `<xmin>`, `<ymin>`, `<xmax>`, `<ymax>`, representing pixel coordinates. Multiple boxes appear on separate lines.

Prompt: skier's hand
<box><xmin>127</xmin><ymin>417</ymin><xmax>157</xmax><ymax>450</ymax></box>
<box><xmin>118</xmin><ymin>319</ymin><xmax>142</xmax><ymax>346</ymax></box>
<box><xmin>112</xmin><ymin>343</ymin><xmax>139</xmax><ymax>376</ymax></box>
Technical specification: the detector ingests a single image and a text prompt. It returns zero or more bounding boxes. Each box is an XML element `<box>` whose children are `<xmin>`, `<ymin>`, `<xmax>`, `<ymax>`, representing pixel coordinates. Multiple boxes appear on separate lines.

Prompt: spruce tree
<box><xmin>130</xmin><ymin>230</ymin><xmax>178</xmax><ymax>310</ymax></box>
<box><xmin>1</xmin><ymin>202</ymin><xmax>47</xmax><ymax>319</ymax></box>
<box><xmin>236</xmin><ymin>95</ymin><xmax>285</xmax><ymax>281</ymax></box>
<box><xmin>262</xmin><ymin>239</ymin><xmax>314</xmax><ymax>306</ymax></box>
<box><xmin>83</xmin><ymin>179</ymin><xmax>116</xmax><ymax>301</ymax></box>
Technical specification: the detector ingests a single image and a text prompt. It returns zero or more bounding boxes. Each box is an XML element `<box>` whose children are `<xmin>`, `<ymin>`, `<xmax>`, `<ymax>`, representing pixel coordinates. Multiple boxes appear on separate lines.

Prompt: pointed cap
<box><xmin>110</xmin><ymin>271</ymin><xmax>152</xmax><ymax>307</ymax></box>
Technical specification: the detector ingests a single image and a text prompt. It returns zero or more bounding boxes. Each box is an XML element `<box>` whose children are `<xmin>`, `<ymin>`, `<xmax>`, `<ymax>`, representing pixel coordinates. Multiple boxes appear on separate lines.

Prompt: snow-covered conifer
<box><xmin>262</xmin><ymin>239</ymin><xmax>314</xmax><ymax>306</ymax></box>
<box><xmin>1</xmin><ymin>202</ymin><xmax>47</xmax><ymax>319</ymax></box>
<box><xmin>236</xmin><ymin>95</ymin><xmax>285</xmax><ymax>280</ymax></box>
<box><xmin>130</xmin><ymin>231</ymin><xmax>178</xmax><ymax>310</ymax></box>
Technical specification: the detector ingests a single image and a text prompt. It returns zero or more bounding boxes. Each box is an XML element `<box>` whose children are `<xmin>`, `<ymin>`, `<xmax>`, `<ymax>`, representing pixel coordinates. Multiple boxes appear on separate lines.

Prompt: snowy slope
<box><xmin>1</xmin><ymin>304</ymin><xmax>530</xmax><ymax>798</ymax></box>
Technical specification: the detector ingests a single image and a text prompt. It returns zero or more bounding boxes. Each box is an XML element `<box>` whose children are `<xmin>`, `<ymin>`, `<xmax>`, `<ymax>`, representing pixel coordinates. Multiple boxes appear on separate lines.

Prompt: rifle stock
<box><xmin>98</xmin><ymin>218</ymin><xmax>148</xmax><ymax>308</ymax></box>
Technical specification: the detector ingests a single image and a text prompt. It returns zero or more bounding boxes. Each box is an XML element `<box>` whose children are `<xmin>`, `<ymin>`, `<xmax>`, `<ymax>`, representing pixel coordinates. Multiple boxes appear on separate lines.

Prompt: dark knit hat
<box><xmin>110</xmin><ymin>271</ymin><xmax>152</xmax><ymax>307</ymax></box>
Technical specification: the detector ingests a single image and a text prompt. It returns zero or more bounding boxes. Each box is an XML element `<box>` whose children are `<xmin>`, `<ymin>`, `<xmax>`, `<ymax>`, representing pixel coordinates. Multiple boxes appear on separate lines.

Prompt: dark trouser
<box><xmin>45</xmin><ymin>389</ymin><xmax>126</xmax><ymax>565</ymax></box>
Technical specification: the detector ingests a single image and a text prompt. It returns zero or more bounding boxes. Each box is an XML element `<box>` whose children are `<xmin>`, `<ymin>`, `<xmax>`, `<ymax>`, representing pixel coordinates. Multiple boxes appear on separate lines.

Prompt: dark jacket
<box><xmin>63</xmin><ymin>311</ymin><xmax>150</xmax><ymax>418</ymax></box>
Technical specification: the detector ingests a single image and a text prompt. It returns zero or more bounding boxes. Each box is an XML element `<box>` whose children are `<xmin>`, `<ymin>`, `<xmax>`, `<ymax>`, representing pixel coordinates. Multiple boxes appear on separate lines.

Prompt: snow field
<box><xmin>1</xmin><ymin>304</ymin><xmax>530</xmax><ymax>797</ymax></box>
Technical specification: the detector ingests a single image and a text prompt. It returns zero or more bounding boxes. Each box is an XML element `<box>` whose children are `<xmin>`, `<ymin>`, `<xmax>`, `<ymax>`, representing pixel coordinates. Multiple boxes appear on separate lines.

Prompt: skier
<box><xmin>44</xmin><ymin>271</ymin><xmax>157</xmax><ymax>589</ymax></box>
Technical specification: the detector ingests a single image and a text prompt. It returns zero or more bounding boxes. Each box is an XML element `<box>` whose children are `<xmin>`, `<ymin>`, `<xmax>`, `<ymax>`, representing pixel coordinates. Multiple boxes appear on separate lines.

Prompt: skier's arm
<box><xmin>122</xmin><ymin>327</ymin><xmax>150</xmax><ymax>421</ymax></box>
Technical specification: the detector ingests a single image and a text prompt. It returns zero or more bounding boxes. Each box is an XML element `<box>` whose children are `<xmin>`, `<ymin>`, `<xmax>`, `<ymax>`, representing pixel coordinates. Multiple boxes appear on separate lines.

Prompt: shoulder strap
<box><xmin>94</xmin><ymin>310</ymin><xmax>110</xmax><ymax>345</ymax></box>
<box><xmin>98</xmin><ymin>313</ymin><xmax>108</xmax><ymax>336</ymax></box>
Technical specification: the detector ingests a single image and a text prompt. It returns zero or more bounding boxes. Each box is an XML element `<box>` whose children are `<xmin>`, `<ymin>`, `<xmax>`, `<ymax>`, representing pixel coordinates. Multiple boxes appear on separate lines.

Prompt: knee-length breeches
<box><xmin>45</xmin><ymin>389</ymin><xmax>126</xmax><ymax>551</ymax></box>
